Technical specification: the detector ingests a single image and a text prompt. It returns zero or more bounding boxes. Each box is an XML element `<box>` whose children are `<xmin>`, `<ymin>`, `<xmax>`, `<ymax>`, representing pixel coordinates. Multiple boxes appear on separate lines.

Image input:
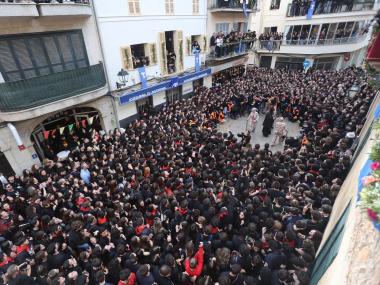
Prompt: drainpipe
<box><xmin>91</xmin><ymin>0</ymin><xmax>120</xmax><ymax>129</ymax></box>
<box><xmin>7</xmin><ymin>123</ymin><xmax>25</xmax><ymax>151</ymax></box>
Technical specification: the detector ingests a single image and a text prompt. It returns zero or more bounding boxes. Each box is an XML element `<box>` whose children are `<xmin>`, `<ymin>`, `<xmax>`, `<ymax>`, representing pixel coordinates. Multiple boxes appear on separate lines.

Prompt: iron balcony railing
<box><xmin>0</xmin><ymin>0</ymin><xmax>90</xmax><ymax>3</ymax></box>
<box><xmin>256</xmin><ymin>35</ymin><xmax>368</xmax><ymax>51</ymax></box>
<box><xmin>209</xmin><ymin>0</ymin><xmax>254</xmax><ymax>10</ymax></box>
<box><xmin>0</xmin><ymin>63</ymin><xmax>106</xmax><ymax>111</ymax></box>
<box><xmin>286</xmin><ymin>1</ymin><xmax>374</xmax><ymax>17</ymax></box>
<box><xmin>209</xmin><ymin>40</ymin><xmax>256</xmax><ymax>59</ymax></box>
<box><xmin>257</xmin><ymin>40</ymin><xmax>282</xmax><ymax>51</ymax></box>
<box><xmin>282</xmin><ymin>35</ymin><xmax>368</xmax><ymax>46</ymax></box>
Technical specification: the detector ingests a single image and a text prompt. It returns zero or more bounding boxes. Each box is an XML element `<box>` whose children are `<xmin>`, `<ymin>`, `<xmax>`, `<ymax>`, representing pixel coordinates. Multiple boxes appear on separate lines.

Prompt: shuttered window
<box><xmin>165</xmin><ymin>0</ymin><xmax>174</xmax><ymax>14</ymax></box>
<box><xmin>0</xmin><ymin>30</ymin><xmax>89</xmax><ymax>82</ymax></box>
<box><xmin>193</xmin><ymin>0</ymin><xmax>199</xmax><ymax>14</ymax></box>
<box><xmin>128</xmin><ymin>0</ymin><xmax>141</xmax><ymax>15</ymax></box>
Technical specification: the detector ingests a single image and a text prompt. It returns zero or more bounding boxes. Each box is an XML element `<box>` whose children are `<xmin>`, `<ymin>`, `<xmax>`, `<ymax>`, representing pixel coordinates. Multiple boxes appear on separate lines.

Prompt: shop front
<box><xmin>118</xmin><ymin>68</ymin><xmax>212</xmax><ymax>124</ymax></box>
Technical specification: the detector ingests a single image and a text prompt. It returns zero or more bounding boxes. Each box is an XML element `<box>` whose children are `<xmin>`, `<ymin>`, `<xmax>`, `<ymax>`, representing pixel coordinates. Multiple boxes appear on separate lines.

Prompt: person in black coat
<box><xmin>262</xmin><ymin>109</ymin><xmax>274</xmax><ymax>137</ymax></box>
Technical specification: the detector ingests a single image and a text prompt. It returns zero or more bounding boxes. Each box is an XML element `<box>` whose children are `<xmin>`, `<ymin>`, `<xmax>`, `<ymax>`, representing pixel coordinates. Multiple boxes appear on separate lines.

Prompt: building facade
<box><xmin>93</xmin><ymin>0</ymin><xmax>210</xmax><ymax>127</ymax></box>
<box><xmin>0</xmin><ymin>1</ymin><xmax>114</xmax><ymax>175</ymax></box>
<box><xmin>253</xmin><ymin>0</ymin><xmax>377</xmax><ymax>70</ymax></box>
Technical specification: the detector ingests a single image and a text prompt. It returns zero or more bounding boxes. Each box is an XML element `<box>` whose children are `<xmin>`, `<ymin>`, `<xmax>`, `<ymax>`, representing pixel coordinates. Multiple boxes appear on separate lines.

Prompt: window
<box><xmin>270</xmin><ymin>0</ymin><xmax>280</xmax><ymax>9</ymax></box>
<box><xmin>121</xmin><ymin>43</ymin><xmax>157</xmax><ymax>70</ymax></box>
<box><xmin>0</xmin><ymin>30</ymin><xmax>88</xmax><ymax>82</ymax></box>
<box><xmin>165</xmin><ymin>0</ymin><xmax>174</xmax><ymax>14</ymax></box>
<box><xmin>192</xmin><ymin>0</ymin><xmax>199</xmax><ymax>14</ymax></box>
<box><xmin>128</xmin><ymin>0</ymin><xmax>140</xmax><ymax>15</ymax></box>
<box><xmin>215</xmin><ymin>23</ymin><xmax>230</xmax><ymax>35</ymax></box>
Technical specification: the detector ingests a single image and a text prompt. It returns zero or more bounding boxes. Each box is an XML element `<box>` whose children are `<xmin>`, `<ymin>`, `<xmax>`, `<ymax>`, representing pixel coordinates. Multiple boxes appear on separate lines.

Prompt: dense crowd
<box><xmin>0</xmin><ymin>66</ymin><xmax>375</xmax><ymax>285</ymax></box>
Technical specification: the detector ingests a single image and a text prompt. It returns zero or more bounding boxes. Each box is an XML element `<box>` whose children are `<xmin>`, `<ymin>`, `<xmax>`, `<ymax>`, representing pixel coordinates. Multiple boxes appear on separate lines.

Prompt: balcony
<box><xmin>209</xmin><ymin>0</ymin><xmax>254</xmax><ymax>13</ymax></box>
<box><xmin>0</xmin><ymin>63</ymin><xmax>106</xmax><ymax>119</ymax></box>
<box><xmin>0</xmin><ymin>1</ymin><xmax>39</xmax><ymax>18</ymax></box>
<box><xmin>206</xmin><ymin>40</ymin><xmax>254</xmax><ymax>65</ymax></box>
<box><xmin>286</xmin><ymin>1</ymin><xmax>375</xmax><ymax>17</ymax></box>
<box><xmin>256</xmin><ymin>34</ymin><xmax>370</xmax><ymax>54</ymax></box>
<box><xmin>37</xmin><ymin>0</ymin><xmax>92</xmax><ymax>17</ymax></box>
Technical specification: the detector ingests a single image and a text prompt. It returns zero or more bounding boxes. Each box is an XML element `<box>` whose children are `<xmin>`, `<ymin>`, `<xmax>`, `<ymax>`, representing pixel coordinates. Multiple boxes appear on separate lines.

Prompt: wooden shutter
<box><xmin>120</xmin><ymin>46</ymin><xmax>132</xmax><ymax>70</ymax></box>
<box><xmin>134</xmin><ymin>0</ymin><xmax>140</xmax><ymax>14</ymax></box>
<box><xmin>203</xmin><ymin>35</ymin><xmax>207</xmax><ymax>54</ymax></box>
<box><xmin>170</xmin><ymin>0</ymin><xmax>174</xmax><ymax>14</ymax></box>
<box><xmin>159</xmin><ymin>33</ymin><xmax>167</xmax><ymax>75</ymax></box>
<box><xmin>177</xmin><ymin>30</ymin><xmax>184</xmax><ymax>72</ymax></box>
<box><xmin>150</xmin><ymin>43</ymin><xmax>157</xmax><ymax>65</ymax></box>
<box><xmin>186</xmin><ymin>37</ymin><xmax>191</xmax><ymax>56</ymax></box>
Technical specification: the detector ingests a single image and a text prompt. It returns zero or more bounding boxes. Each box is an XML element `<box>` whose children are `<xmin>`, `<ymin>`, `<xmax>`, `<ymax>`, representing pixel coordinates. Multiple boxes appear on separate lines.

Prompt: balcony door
<box><xmin>0</xmin><ymin>152</ymin><xmax>14</xmax><ymax>177</ymax></box>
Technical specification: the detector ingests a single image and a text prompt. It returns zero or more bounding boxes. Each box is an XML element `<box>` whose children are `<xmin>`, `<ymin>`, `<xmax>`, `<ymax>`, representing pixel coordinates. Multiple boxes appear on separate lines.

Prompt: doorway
<box><xmin>136</xmin><ymin>96</ymin><xmax>153</xmax><ymax>119</ymax></box>
<box><xmin>31</xmin><ymin>107</ymin><xmax>101</xmax><ymax>160</ymax></box>
<box><xmin>166</xmin><ymin>86</ymin><xmax>182</xmax><ymax>103</ymax></box>
<box><xmin>0</xmin><ymin>152</ymin><xmax>14</xmax><ymax>177</ymax></box>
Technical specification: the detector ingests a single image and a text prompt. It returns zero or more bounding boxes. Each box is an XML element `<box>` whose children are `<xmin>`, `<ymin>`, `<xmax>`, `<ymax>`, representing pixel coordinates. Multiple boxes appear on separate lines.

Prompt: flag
<box><xmin>59</xmin><ymin>126</ymin><xmax>65</xmax><ymax>135</ymax></box>
<box><xmin>306</xmin><ymin>0</ymin><xmax>315</xmax><ymax>20</ymax></box>
<box><xmin>195</xmin><ymin>51</ymin><xmax>201</xmax><ymax>72</ymax></box>
<box><xmin>43</xmin><ymin>131</ymin><xmax>50</xmax><ymax>140</ymax></box>
<box><xmin>51</xmin><ymin>129</ymin><xmax>57</xmax><ymax>136</ymax></box>
<box><xmin>88</xmin><ymin>116</ymin><xmax>94</xmax><ymax>126</ymax></box>
<box><xmin>81</xmin><ymin>119</ymin><xmax>87</xmax><ymax>128</ymax></box>
<box><xmin>243</xmin><ymin>0</ymin><xmax>248</xmax><ymax>18</ymax></box>
<box><xmin>68</xmin><ymin>124</ymin><xmax>74</xmax><ymax>133</ymax></box>
<box><xmin>137</xmin><ymin>66</ymin><xmax>148</xmax><ymax>88</ymax></box>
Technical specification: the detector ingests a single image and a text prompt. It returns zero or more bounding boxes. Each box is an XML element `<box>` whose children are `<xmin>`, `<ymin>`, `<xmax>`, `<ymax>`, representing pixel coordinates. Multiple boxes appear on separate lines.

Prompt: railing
<box><xmin>257</xmin><ymin>40</ymin><xmax>282</xmax><ymax>51</ymax></box>
<box><xmin>209</xmin><ymin>40</ymin><xmax>255</xmax><ymax>59</ymax></box>
<box><xmin>286</xmin><ymin>1</ymin><xmax>374</xmax><ymax>17</ymax></box>
<box><xmin>209</xmin><ymin>0</ymin><xmax>253</xmax><ymax>10</ymax></box>
<box><xmin>0</xmin><ymin>63</ymin><xmax>106</xmax><ymax>111</ymax></box>
<box><xmin>0</xmin><ymin>0</ymin><xmax>89</xmax><ymax>4</ymax></box>
<box><xmin>282</xmin><ymin>35</ymin><xmax>368</xmax><ymax>46</ymax></box>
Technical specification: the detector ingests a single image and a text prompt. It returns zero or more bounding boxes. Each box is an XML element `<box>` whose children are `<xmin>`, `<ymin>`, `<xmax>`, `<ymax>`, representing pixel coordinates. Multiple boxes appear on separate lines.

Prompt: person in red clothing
<box><xmin>184</xmin><ymin>242</ymin><xmax>204</xmax><ymax>279</ymax></box>
<box><xmin>118</xmin><ymin>268</ymin><xmax>136</xmax><ymax>285</ymax></box>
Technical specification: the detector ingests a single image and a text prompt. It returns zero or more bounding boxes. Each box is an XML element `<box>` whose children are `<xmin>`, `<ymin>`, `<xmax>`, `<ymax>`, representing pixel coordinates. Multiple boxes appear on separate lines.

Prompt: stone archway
<box><xmin>30</xmin><ymin>107</ymin><xmax>102</xmax><ymax>160</ymax></box>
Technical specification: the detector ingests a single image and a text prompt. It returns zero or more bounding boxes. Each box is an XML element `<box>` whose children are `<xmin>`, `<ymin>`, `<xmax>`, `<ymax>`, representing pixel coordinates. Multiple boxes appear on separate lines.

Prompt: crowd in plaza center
<box><xmin>0</xmin><ymin>66</ymin><xmax>376</xmax><ymax>285</ymax></box>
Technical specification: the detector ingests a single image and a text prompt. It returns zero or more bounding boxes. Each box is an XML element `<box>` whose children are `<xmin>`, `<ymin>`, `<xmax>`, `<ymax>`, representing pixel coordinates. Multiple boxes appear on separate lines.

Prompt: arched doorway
<box><xmin>31</xmin><ymin>107</ymin><xmax>102</xmax><ymax>160</ymax></box>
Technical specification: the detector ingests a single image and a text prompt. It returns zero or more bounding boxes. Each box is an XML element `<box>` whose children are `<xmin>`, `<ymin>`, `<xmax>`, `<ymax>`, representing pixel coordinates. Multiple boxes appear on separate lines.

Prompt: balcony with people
<box><xmin>286</xmin><ymin>0</ymin><xmax>375</xmax><ymax>17</ymax></box>
<box><xmin>209</xmin><ymin>0</ymin><xmax>255</xmax><ymax>13</ymax></box>
<box><xmin>207</xmin><ymin>30</ymin><xmax>256</xmax><ymax>63</ymax></box>
<box><xmin>0</xmin><ymin>0</ymin><xmax>92</xmax><ymax>18</ymax></box>
<box><xmin>257</xmin><ymin>20</ymin><xmax>371</xmax><ymax>54</ymax></box>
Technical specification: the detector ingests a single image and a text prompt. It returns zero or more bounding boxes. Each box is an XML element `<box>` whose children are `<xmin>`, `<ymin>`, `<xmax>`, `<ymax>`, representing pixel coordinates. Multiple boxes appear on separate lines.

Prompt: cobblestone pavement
<box><xmin>217</xmin><ymin>114</ymin><xmax>301</xmax><ymax>153</ymax></box>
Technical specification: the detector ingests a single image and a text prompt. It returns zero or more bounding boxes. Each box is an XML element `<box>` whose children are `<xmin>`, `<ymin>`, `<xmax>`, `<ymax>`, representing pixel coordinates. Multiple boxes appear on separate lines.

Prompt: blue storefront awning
<box><xmin>119</xmin><ymin>68</ymin><xmax>211</xmax><ymax>105</ymax></box>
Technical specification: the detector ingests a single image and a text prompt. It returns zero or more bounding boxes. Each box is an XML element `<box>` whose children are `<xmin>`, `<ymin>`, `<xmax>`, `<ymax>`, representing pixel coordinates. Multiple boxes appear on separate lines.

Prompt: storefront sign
<box><xmin>119</xmin><ymin>68</ymin><xmax>212</xmax><ymax>105</ymax></box>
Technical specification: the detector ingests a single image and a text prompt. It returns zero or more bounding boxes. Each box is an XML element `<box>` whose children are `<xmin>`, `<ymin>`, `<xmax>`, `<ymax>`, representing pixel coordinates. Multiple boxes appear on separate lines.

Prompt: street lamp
<box><xmin>348</xmin><ymin>84</ymin><xmax>359</xmax><ymax>98</ymax></box>
<box><xmin>116</xmin><ymin>68</ymin><xmax>129</xmax><ymax>89</ymax></box>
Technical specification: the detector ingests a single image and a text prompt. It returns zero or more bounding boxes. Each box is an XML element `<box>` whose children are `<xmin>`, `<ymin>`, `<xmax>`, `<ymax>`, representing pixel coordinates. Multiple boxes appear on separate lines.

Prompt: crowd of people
<box><xmin>258</xmin><ymin>32</ymin><xmax>283</xmax><ymax>51</ymax></box>
<box><xmin>0</xmin><ymin>66</ymin><xmax>376</xmax><ymax>285</ymax></box>
<box><xmin>210</xmin><ymin>31</ymin><xmax>257</xmax><ymax>57</ymax></box>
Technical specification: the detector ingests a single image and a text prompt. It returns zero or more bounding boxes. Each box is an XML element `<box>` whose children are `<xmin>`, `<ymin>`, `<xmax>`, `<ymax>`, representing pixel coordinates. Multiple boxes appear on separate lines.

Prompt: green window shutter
<box><xmin>310</xmin><ymin>201</ymin><xmax>351</xmax><ymax>285</ymax></box>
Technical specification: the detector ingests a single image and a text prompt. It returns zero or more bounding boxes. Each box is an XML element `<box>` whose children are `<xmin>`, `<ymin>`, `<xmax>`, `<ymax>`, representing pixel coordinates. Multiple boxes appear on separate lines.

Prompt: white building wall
<box><xmin>93</xmin><ymin>0</ymin><xmax>207</xmax><ymax>91</ymax></box>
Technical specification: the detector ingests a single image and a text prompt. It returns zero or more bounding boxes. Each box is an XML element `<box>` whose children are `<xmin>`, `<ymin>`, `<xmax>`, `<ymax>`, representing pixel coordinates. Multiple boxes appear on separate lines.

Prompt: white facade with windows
<box><xmin>93</xmin><ymin>0</ymin><xmax>208</xmax><ymax>126</ymax></box>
